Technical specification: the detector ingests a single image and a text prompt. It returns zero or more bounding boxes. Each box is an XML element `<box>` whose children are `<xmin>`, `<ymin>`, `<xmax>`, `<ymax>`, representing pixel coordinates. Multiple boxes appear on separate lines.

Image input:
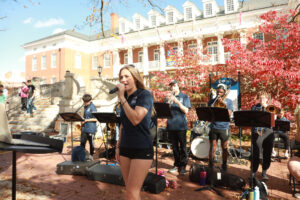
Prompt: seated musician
<box><xmin>80</xmin><ymin>94</ymin><xmax>97</xmax><ymax>155</ymax></box>
<box><xmin>272</xmin><ymin>109</ymin><xmax>290</xmax><ymax>158</ymax></box>
<box><xmin>208</xmin><ymin>84</ymin><xmax>233</xmax><ymax>171</ymax></box>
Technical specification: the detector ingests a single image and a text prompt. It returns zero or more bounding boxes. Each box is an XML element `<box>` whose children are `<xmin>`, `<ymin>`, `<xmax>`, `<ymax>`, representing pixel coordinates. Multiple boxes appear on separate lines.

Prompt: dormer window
<box><xmin>205</xmin><ymin>3</ymin><xmax>212</xmax><ymax>16</ymax></box>
<box><xmin>226</xmin><ymin>0</ymin><xmax>234</xmax><ymax>12</ymax></box>
<box><xmin>185</xmin><ymin>7</ymin><xmax>192</xmax><ymax>20</ymax></box>
<box><xmin>151</xmin><ymin>15</ymin><xmax>156</xmax><ymax>27</ymax></box>
<box><xmin>167</xmin><ymin>11</ymin><xmax>174</xmax><ymax>23</ymax></box>
<box><xmin>135</xmin><ymin>18</ymin><xmax>140</xmax><ymax>30</ymax></box>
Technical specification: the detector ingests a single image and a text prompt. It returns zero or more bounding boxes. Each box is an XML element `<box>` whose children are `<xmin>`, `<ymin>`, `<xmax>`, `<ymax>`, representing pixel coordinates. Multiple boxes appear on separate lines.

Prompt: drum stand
<box><xmin>194</xmin><ymin>107</ymin><xmax>230</xmax><ymax>197</ymax></box>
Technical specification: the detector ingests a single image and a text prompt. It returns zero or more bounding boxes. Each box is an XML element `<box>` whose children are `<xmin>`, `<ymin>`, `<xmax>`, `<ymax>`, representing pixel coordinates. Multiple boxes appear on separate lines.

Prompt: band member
<box><xmin>251</xmin><ymin>91</ymin><xmax>274</xmax><ymax>180</ymax></box>
<box><xmin>272</xmin><ymin>109</ymin><xmax>290</xmax><ymax>158</ymax></box>
<box><xmin>80</xmin><ymin>93</ymin><xmax>97</xmax><ymax>156</ymax></box>
<box><xmin>166</xmin><ymin>79</ymin><xmax>191</xmax><ymax>175</ymax></box>
<box><xmin>208</xmin><ymin>84</ymin><xmax>233</xmax><ymax>171</ymax></box>
<box><xmin>115</xmin><ymin>65</ymin><xmax>154</xmax><ymax>200</ymax></box>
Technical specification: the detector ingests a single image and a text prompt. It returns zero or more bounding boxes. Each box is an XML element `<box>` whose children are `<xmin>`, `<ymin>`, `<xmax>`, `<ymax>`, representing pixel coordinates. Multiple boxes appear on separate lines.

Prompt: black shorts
<box><xmin>209</xmin><ymin>128</ymin><xmax>230</xmax><ymax>142</ymax></box>
<box><xmin>119</xmin><ymin>147</ymin><xmax>154</xmax><ymax>160</ymax></box>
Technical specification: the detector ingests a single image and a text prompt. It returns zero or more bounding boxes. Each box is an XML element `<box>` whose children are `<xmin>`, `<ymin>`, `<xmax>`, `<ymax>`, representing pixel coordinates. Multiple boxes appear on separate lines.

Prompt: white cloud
<box><xmin>34</xmin><ymin>18</ymin><xmax>65</xmax><ymax>28</ymax></box>
<box><xmin>19</xmin><ymin>56</ymin><xmax>25</xmax><ymax>62</ymax></box>
<box><xmin>52</xmin><ymin>28</ymin><xmax>66</xmax><ymax>34</ymax></box>
<box><xmin>23</xmin><ymin>17</ymin><xmax>33</xmax><ymax>24</ymax></box>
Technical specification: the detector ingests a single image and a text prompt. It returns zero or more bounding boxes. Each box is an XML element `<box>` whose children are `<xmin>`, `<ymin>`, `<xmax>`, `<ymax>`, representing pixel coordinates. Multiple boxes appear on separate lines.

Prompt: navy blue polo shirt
<box><xmin>208</xmin><ymin>98</ymin><xmax>233</xmax><ymax>130</ymax></box>
<box><xmin>276</xmin><ymin>116</ymin><xmax>289</xmax><ymax>134</ymax></box>
<box><xmin>120</xmin><ymin>88</ymin><xmax>153</xmax><ymax>149</ymax></box>
<box><xmin>82</xmin><ymin>102</ymin><xmax>97</xmax><ymax>133</ymax></box>
<box><xmin>166</xmin><ymin>92</ymin><xmax>191</xmax><ymax>131</ymax></box>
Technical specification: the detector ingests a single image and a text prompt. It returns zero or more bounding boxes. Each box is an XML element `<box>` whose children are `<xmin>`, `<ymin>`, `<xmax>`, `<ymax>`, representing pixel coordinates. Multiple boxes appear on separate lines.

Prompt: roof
<box><xmin>240</xmin><ymin>0</ymin><xmax>289</xmax><ymax>11</ymax></box>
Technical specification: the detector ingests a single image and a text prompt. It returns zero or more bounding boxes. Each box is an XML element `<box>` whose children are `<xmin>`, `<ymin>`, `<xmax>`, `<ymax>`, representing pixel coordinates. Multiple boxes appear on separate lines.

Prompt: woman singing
<box><xmin>115</xmin><ymin>65</ymin><xmax>154</xmax><ymax>200</ymax></box>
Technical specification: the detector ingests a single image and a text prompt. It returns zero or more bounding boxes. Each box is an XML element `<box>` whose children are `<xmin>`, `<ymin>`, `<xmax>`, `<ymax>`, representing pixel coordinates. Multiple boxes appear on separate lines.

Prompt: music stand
<box><xmin>195</xmin><ymin>107</ymin><xmax>230</xmax><ymax>197</ymax></box>
<box><xmin>234</xmin><ymin>110</ymin><xmax>274</xmax><ymax>190</ymax></box>
<box><xmin>273</xmin><ymin>120</ymin><xmax>290</xmax><ymax>162</ymax></box>
<box><xmin>59</xmin><ymin>112</ymin><xmax>84</xmax><ymax>150</ymax></box>
<box><xmin>153</xmin><ymin>102</ymin><xmax>172</xmax><ymax>174</ymax></box>
<box><xmin>92</xmin><ymin>112</ymin><xmax>120</xmax><ymax>164</ymax></box>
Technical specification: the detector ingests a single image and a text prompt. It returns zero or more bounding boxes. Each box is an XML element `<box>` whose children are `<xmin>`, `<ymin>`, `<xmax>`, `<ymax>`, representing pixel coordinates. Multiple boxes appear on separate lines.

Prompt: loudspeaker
<box><xmin>143</xmin><ymin>172</ymin><xmax>166</xmax><ymax>194</ymax></box>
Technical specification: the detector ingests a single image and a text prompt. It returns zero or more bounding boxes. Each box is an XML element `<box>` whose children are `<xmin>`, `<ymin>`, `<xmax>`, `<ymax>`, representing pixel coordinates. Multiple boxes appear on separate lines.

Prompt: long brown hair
<box><xmin>119</xmin><ymin>65</ymin><xmax>146</xmax><ymax>90</ymax></box>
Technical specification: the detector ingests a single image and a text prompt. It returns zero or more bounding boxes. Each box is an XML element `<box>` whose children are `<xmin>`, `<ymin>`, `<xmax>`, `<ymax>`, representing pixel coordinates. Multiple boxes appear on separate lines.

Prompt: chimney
<box><xmin>110</xmin><ymin>13</ymin><xmax>119</xmax><ymax>34</ymax></box>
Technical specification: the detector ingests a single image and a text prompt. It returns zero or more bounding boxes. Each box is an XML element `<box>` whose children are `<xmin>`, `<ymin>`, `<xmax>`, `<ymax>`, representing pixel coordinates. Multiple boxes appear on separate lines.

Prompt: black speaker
<box><xmin>143</xmin><ymin>172</ymin><xmax>166</xmax><ymax>194</ymax></box>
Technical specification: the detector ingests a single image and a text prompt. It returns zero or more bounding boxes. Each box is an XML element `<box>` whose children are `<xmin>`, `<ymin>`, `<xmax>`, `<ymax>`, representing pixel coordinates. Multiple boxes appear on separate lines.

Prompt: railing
<box><xmin>149</xmin><ymin>60</ymin><xmax>160</xmax><ymax>71</ymax></box>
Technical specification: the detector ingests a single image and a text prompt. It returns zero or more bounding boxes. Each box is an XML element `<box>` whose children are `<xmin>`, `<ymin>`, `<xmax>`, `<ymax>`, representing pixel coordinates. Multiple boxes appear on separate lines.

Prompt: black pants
<box><xmin>80</xmin><ymin>132</ymin><xmax>95</xmax><ymax>155</ymax></box>
<box><xmin>21</xmin><ymin>97</ymin><xmax>27</xmax><ymax>110</ymax></box>
<box><xmin>251</xmin><ymin>130</ymin><xmax>274</xmax><ymax>172</ymax></box>
<box><xmin>276</xmin><ymin>132</ymin><xmax>290</xmax><ymax>150</ymax></box>
<box><xmin>169</xmin><ymin>130</ymin><xmax>188</xmax><ymax>167</ymax></box>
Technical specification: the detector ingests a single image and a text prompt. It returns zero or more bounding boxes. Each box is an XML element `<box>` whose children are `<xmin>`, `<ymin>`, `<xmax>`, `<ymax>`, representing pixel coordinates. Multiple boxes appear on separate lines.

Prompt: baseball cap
<box><xmin>169</xmin><ymin>79</ymin><xmax>178</xmax><ymax>86</ymax></box>
<box><xmin>217</xmin><ymin>83</ymin><xmax>227</xmax><ymax>91</ymax></box>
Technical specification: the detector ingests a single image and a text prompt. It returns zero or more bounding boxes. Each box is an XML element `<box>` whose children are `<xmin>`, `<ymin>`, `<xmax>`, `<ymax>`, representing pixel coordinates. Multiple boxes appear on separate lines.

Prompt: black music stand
<box><xmin>273</xmin><ymin>120</ymin><xmax>290</xmax><ymax>162</ymax></box>
<box><xmin>59</xmin><ymin>112</ymin><xmax>84</xmax><ymax>150</ymax></box>
<box><xmin>153</xmin><ymin>102</ymin><xmax>172</xmax><ymax>174</ymax></box>
<box><xmin>92</xmin><ymin>112</ymin><xmax>120</xmax><ymax>164</ymax></box>
<box><xmin>234</xmin><ymin>110</ymin><xmax>274</xmax><ymax>191</ymax></box>
<box><xmin>195</xmin><ymin>107</ymin><xmax>230</xmax><ymax>197</ymax></box>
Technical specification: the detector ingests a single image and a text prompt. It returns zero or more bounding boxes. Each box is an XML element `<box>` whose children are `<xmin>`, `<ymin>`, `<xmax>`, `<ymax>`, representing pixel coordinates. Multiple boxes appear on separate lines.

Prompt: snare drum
<box><xmin>191</xmin><ymin>137</ymin><xmax>210</xmax><ymax>159</ymax></box>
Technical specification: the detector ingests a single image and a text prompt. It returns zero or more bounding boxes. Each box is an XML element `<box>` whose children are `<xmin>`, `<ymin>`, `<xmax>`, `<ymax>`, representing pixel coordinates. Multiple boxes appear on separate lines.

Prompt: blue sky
<box><xmin>0</xmin><ymin>0</ymin><xmax>227</xmax><ymax>79</ymax></box>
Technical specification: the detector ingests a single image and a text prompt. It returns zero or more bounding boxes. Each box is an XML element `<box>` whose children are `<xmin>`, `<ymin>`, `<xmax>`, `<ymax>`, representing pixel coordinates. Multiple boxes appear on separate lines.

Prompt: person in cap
<box><xmin>208</xmin><ymin>83</ymin><xmax>233</xmax><ymax>171</ymax></box>
<box><xmin>166</xmin><ymin>79</ymin><xmax>191</xmax><ymax>175</ymax></box>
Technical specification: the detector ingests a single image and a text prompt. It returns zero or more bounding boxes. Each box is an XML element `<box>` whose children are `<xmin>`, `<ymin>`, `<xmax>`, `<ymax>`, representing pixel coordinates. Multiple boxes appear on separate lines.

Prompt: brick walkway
<box><xmin>0</xmin><ymin>141</ymin><xmax>297</xmax><ymax>200</ymax></box>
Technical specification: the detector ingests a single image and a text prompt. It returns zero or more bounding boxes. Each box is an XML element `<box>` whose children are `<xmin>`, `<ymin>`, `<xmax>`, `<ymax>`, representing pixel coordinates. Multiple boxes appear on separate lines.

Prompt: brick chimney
<box><xmin>110</xmin><ymin>13</ymin><xmax>119</xmax><ymax>34</ymax></box>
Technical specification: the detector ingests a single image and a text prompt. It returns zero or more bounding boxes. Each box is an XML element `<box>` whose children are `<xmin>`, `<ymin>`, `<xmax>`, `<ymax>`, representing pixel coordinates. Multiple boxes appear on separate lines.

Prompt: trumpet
<box><xmin>266</xmin><ymin>105</ymin><xmax>280</xmax><ymax>114</ymax></box>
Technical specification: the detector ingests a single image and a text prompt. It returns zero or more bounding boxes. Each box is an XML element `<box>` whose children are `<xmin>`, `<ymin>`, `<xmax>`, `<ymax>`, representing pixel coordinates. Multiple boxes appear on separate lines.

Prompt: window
<box><xmin>138</xmin><ymin>51</ymin><xmax>143</xmax><ymax>62</ymax></box>
<box><xmin>151</xmin><ymin>15</ymin><xmax>156</xmax><ymax>27</ymax></box>
<box><xmin>207</xmin><ymin>41</ymin><xmax>218</xmax><ymax>62</ymax></box>
<box><xmin>104</xmin><ymin>53</ymin><xmax>110</xmax><ymax>68</ymax></box>
<box><xmin>135</xmin><ymin>18</ymin><xmax>140</xmax><ymax>30</ymax></box>
<box><xmin>51</xmin><ymin>76</ymin><xmax>56</xmax><ymax>84</ymax></box>
<box><xmin>41</xmin><ymin>55</ymin><xmax>46</xmax><ymax>70</ymax></box>
<box><xmin>75</xmin><ymin>54</ymin><xmax>81</xmax><ymax>68</ymax></box>
<box><xmin>92</xmin><ymin>56</ymin><xmax>98</xmax><ymax>70</ymax></box>
<box><xmin>124</xmin><ymin>53</ymin><xmax>128</xmax><ymax>64</ymax></box>
<box><xmin>185</xmin><ymin>7</ymin><xmax>192</xmax><ymax>20</ymax></box>
<box><xmin>227</xmin><ymin>0</ymin><xmax>234</xmax><ymax>12</ymax></box>
<box><xmin>188</xmin><ymin>44</ymin><xmax>197</xmax><ymax>55</ymax></box>
<box><xmin>253</xmin><ymin>32</ymin><xmax>264</xmax><ymax>42</ymax></box>
<box><xmin>154</xmin><ymin>50</ymin><xmax>160</xmax><ymax>61</ymax></box>
<box><xmin>205</xmin><ymin>3</ymin><xmax>212</xmax><ymax>16</ymax></box>
<box><xmin>167</xmin><ymin>11</ymin><xmax>174</xmax><ymax>23</ymax></box>
<box><xmin>51</xmin><ymin>53</ymin><xmax>56</xmax><ymax>68</ymax></box>
<box><xmin>32</xmin><ymin>57</ymin><xmax>37</xmax><ymax>71</ymax></box>
<box><xmin>121</xmin><ymin>22</ymin><xmax>125</xmax><ymax>33</ymax></box>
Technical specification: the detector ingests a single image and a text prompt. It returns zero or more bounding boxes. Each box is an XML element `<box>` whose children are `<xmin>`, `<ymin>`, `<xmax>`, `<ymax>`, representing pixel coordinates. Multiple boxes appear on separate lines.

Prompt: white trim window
<box><xmin>188</xmin><ymin>43</ymin><xmax>197</xmax><ymax>55</ymax></box>
<box><xmin>92</xmin><ymin>55</ymin><xmax>98</xmax><ymax>70</ymax></box>
<box><xmin>75</xmin><ymin>53</ymin><xmax>81</xmax><ymax>69</ymax></box>
<box><xmin>135</xmin><ymin>18</ymin><xmax>140</xmax><ymax>30</ymax></box>
<box><xmin>253</xmin><ymin>32</ymin><xmax>264</xmax><ymax>42</ymax></box>
<box><xmin>154</xmin><ymin>49</ymin><xmax>160</xmax><ymax>61</ymax></box>
<box><xmin>207</xmin><ymin>41</ymin><xmax>218</xmax><ymax>62</ymax></box>
<box><xmin>124</xmin><ymin>53</ymin><xmax>128</xmax><ymax>64</ymax></box>
<box><xmin>41</xmin><ymin>55</ymin><xmax>46</xmax><ymax>70</ymax></box>
<box><xmin>185</xmin><ymin>7</ymin><xmax>192</xmax><ymax>20</ymax></box>
<box><xmin>104</xmin><ymin>53</ymin><xmax>111</xmax><ymax>68</ymax></box>
<box><xmin>205</xmin><ymin>3</ymin><xmax>213</xmax><ymax>17</ymax></box>
<box><xmin>51</xmin><ymin>76</ymin><xmax>56</xmax><ymax>84</ymax></box>
<box><xmin>32</xmin><ymin>57</ymin><xmax>37</xmax><ymax>71</ymax></box>
<box><xmin>151</xmin><ymin>15</ymin><xmax>156</xmax><ymax>27</ymax></box>
<box><xmin>227</xmin><ymin>0</ymin><xmax>234</xmax><ymax>12</ymax></box>
<box><xmin>167</xmin><ymin>11</ymin><xmax>174</xmax><ymax>23</ymax></box>
<box><xmin>138</xmin><ymin>51</ymin><xmax>143</xmax><ymax>63</ymax></box>
<box><xmin>51</xmin><ymin>53</ymin><xmax>56</xmax><ymax>68</ymax></box>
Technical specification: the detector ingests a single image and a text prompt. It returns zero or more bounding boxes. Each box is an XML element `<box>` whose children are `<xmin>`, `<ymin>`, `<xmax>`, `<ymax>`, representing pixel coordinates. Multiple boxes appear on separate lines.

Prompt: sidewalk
<box><xmin>0</xmin><ymin>141</ymin><xmax>296</xmax><ymax>200</ymax></box>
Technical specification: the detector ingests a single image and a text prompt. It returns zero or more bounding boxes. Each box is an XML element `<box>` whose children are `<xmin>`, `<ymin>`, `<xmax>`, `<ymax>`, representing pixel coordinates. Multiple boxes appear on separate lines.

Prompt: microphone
<box><xmin>109</xmin><ymin>87</ymin><xmax>118</xmax><ymax>94</ymax></box>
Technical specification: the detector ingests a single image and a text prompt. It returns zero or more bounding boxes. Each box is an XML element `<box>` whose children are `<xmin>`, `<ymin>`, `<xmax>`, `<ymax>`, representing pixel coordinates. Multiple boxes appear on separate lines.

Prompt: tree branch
<box><xmin>288</xmin><ymin>3</ymin><xmax>300</xmax><ymax>23</ymax></box>
<box><xmin>146</xmin><ymin>0</ymin><xmax>164</xmax><ymax>14</ymax></box>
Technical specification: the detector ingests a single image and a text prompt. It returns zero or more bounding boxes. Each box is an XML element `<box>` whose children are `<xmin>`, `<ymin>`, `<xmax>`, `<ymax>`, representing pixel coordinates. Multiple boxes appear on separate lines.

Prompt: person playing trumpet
<box><xmin>208</xmin><ymin>83</ymin><xmax>233</xmax><ymax>171</ymax></box>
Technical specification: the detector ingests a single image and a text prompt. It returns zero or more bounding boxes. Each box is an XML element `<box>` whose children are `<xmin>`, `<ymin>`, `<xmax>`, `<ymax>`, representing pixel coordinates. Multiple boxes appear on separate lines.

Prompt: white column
<box><xmin>128</xmin><ymin>47</ymin><xmax>133</xmax><ymax>64</ymax></box>
<box><xmin>239</xmin><ymin>30</ymin><xmax>247</xmax><ymax>48</ymax></box>
<box><xmin>160</xmin><ymin>44</ymin><xmax>166</xmax><ymax>71</ymax></box>
<box><xmin>143</xmin><ymin>45</ymin><xmax>149</xmax><ymax>75</ymax></box>
<box><xmin>217</xmin><ymin>33</ymin><xmax>225</xmax><ymax>64</ymax></box>
<box><xmin>112</xmin><ymin>50</ymin><xmax>120</xmax><ymax>78</ymax></box>
<box><xmin>197</xmin><ymin>36</ymin><xmax>203</xmax><ymax>64</ymax></box>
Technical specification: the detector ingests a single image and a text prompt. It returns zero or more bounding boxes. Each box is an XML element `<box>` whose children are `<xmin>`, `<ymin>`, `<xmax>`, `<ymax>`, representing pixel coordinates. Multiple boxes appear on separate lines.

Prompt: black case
<box><xmin>86</xmin><ymin>164</ymin><xmax>125</xmax><ymax>186</ymax></box>
<box><xmin>56</xmin><ymin>161</ymin><xmax>99</xmax><ymax>176</ymax></box>
<box><xmin>143</xmin><ymin>172</ymin><xmax>166</xmax><ymax>194</ymax></box>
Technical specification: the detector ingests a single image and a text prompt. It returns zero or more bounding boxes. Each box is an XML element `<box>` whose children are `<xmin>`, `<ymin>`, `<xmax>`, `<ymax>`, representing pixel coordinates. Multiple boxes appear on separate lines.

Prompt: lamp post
<box><xmin>97</xmin><ymin>66</ymin><xmax>103</xmax><ymax>77</ymax></box>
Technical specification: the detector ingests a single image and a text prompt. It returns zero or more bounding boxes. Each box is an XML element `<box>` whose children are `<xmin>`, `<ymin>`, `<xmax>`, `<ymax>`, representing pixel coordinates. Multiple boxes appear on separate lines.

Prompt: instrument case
<box><xmin>56</xmin><ymin>160</ymin><xmax>99</xmax><ymax>176</ymax></box>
